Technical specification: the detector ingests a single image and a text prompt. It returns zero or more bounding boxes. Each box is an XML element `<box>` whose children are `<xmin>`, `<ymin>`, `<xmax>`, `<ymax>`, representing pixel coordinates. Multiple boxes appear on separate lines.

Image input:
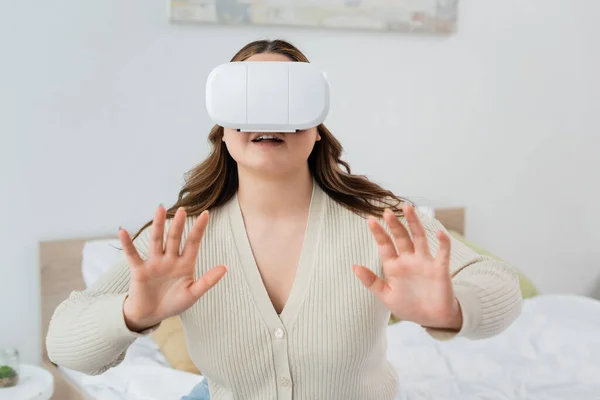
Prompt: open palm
<box><xmin>353</xmin><ymin>204</ymin><xmax>462</xmax><ymax>331</ymax></box>
<box><xmin>120</xmin><ymin>206</ymin><xmax>227</xmax><ymax>332</ymax></box>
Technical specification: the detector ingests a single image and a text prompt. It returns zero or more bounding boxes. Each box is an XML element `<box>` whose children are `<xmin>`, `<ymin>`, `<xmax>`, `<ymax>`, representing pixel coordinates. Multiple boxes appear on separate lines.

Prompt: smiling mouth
<box><xmin>251</xmin><ymin>134</ymin><xmax>284</xmax><ymax>143</ymax></box>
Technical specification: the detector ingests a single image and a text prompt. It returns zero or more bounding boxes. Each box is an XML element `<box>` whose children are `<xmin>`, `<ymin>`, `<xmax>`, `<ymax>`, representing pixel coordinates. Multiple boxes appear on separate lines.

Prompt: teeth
<box><xmin>254</xmin><ymin>135</ymin><xmax>281</xmax><ymax>142</ymax></box>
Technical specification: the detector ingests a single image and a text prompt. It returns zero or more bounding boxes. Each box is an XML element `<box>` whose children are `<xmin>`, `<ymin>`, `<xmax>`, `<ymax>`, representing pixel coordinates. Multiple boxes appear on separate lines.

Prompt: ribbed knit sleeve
<box><xmin>411</xmin><ymin>209</ymin><xmax>523</xmax><ymax>341</ymax></box>
<box><xmin>46</xmin><ymin>227</ymin><xmax>159</xmax><ymax>375</ymax></box>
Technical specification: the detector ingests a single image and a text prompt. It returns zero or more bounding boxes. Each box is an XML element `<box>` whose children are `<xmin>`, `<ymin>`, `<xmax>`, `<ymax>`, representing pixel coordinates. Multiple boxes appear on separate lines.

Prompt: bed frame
<box><xmin>39</xmin><ymin>208</ymin><xmax>465</xmax><ymax>400</ymax></box>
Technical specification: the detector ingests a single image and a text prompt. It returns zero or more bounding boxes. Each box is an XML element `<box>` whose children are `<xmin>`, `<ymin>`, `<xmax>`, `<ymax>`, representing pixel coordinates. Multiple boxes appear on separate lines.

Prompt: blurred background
<box><xmin>1</xmin><ymin>0</ymin><xmax>599</xmax><ymax>367</ymax></box>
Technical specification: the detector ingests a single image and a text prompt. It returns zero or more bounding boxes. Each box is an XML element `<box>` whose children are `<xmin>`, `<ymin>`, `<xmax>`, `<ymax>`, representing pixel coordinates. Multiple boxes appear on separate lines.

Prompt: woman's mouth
<box><xmin>251</xmin><ymin>134</ymin><xmax>284</xmax><ymax>145</ymax></box>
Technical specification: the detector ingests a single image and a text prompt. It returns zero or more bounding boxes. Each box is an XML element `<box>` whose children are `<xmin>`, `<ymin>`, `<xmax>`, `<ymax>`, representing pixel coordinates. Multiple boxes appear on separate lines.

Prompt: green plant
<box><xmin>0</xmin><ymin>365</ymin><xmax>17</xmax><ymax>378</ymax></box>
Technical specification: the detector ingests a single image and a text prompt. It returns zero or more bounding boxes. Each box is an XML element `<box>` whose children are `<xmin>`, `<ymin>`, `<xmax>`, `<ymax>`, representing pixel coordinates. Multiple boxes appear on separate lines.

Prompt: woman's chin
<box><xmin>241</xmin><ymin>161</ymin><xmax>299</xmax><ymax>179</ymax></box>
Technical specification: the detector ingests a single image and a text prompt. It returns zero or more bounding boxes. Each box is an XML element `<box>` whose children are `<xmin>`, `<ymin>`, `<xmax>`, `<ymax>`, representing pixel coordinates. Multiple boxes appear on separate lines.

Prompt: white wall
<box><xmin>1</xmin><ymin>0</ymin><xmax>599</xmax><ymax>364</ymax></box>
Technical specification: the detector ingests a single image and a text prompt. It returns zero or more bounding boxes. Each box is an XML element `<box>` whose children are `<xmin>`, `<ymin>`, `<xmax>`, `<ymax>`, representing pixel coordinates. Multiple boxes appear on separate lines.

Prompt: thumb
<box><xmin>352</xmin><ymin>265</ymin><xmax>389</xmax><ymax>302</ymax></box>
<box><xmin>189</xmin><ymin>265</ymin><xmax>228</xmax><ymax>299</ymax></box>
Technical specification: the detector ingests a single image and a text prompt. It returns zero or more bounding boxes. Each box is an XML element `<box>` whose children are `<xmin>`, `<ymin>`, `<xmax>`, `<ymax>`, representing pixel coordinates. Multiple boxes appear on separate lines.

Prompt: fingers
<box><xmin>435</xmin><ymin>230</ymin><xmax>451</xmax><ymax>268</ymax></box>
<box><xmin>149</xmin><ymin>205</ymin><xmax>167</xmax><ymax>258</ymax></box>
<box><xmin>189</xmin><ymin>265</ymin><xmax>228</xmax><ymax>299</ymax></box>
<box><xmin>352</xmin><ymin>265</ymin><xmax>389</xmax><ymax>302</ymax></box>
<box><xmin>182</xmin><ymin>210</ymin><xmax>209</xmax><ymax>261</ymax></box>
<box><xmin>403</xmin><ymin>203</ymin><xmax>430</xmax><ymax>257</ymax></box>
<box><xmin>383</xmin><ymin>208</ymin><xmax>414</xmax><ymax>254</ymax></box>
<box><xmin>368</xmin><ymin>218</ymin><xmax>398</xmax><ymax>263</ymax></box>
<box><xmin>118</xmin><ymin>227</ymin><xmax>144</xmax><ymax>268</ymax></box>
<box><xmin>165</xmin><ymin>207</ymin><xmax>187</xmax><ymax>256</ymax></box>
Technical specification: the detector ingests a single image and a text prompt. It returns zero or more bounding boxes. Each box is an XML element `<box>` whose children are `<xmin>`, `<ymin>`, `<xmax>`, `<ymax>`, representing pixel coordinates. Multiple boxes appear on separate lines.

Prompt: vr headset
<box><xmin>205</xmin><ymin>61</ymin><xmax>330</xmax><ymax>132</ymax></box>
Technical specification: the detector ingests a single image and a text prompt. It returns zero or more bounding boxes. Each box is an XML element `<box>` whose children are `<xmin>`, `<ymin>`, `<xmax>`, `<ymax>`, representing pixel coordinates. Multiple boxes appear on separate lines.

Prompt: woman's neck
<box><xmin>236</xmin><ymin>166</ymin><xmax>314</xmax><ymax>219</ymax></box>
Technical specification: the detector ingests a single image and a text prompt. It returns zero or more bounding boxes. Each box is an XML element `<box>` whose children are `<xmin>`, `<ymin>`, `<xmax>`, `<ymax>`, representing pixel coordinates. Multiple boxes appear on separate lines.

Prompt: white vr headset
<box><xmin>205</xmin><ymin>61</ymin><xmax>330</xmax><ymax>132</ymax></box>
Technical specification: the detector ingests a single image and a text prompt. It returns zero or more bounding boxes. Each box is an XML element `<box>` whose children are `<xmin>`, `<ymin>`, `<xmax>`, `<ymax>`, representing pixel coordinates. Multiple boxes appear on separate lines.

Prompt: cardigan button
<box><xmin>274</xmin><ymin>328</ymin><xmax>285</xmax><ymax>339</ymax></box>
<box><xmin>279</xmin><ymin>377</ymin><xmax>292</xmax><ymax>388</ymax></box>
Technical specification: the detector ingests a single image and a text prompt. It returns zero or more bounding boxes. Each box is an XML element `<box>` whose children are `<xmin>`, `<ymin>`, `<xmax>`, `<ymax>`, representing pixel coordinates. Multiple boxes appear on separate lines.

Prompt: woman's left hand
<box><xmin>353</xmin><ymin>204</ymin><xmax>463</xmax><ymax>331</ymax></box>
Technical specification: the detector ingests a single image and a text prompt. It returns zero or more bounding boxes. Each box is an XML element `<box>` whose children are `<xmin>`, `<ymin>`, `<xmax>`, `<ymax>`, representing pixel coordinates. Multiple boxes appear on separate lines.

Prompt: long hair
<box><xmin>132</xmin><ymin>39</ymin><xmax>407</xmax><ymax>240</ymax></box>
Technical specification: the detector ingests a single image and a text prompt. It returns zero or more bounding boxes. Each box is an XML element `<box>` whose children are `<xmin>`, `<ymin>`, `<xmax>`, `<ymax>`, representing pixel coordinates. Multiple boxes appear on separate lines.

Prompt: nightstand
<box><xmin>0</xmin><ymin>364</ymin><xmax>54</xmax><ymax>400</ymax></box>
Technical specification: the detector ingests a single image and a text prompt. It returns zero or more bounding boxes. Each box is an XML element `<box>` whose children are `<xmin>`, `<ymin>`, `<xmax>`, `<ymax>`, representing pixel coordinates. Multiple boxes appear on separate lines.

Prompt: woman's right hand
<box><xmin>119</xmin><ymin>206</ymin><xmax>227</xmax><ymax>332</ymax></box>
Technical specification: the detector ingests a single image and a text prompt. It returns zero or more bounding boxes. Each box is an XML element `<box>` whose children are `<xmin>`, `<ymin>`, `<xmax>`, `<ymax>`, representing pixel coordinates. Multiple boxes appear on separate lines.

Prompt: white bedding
<box><xmin>388</xmin><ymin>294</ymin><xmax>600</xmax><ymax>400</ymax></box>
<box><xmin>59</xmin><ymin>338</ymin><xmax>203</xmax><ymax>400</ymax></box>
<box><xmin>60</xmin><ymin>294</ymin><xmax>600</xmax><ymax>400</ymax></box>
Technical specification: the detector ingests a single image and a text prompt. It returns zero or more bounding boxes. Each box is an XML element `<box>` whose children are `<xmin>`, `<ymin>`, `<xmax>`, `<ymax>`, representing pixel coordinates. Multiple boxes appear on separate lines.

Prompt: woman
<box><xmin>46</xmin><ymin>39</ymin><xmax>522</xmax><ymax>400</ymax></box>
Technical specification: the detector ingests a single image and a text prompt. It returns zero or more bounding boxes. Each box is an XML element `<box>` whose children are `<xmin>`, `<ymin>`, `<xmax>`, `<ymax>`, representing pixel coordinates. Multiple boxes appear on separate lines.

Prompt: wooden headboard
<box><xmin>38</xmin><ymin>207</ymin><xmax>464</xmax><ymax>399</ymax></box>
<box><xmin>40</xmin><ymin>236</ymin><xmax>113</xmax><ymax>364</ymax></box>
<box><xmin>40</xmin><ymin>236</ymin><xmax>113</xmax><ymax>400</ymax></box>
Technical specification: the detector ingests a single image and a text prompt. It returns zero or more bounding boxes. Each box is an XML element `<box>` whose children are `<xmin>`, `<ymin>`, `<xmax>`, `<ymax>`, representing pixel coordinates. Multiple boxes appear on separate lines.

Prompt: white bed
<box><xmin>39</xmin><ymin>208</ymin><xmax>600</xmax><ymax>400</ymax></box>
<box><xmin>57</xmin><ymin>339</ymin><xmax>203</xmax><ymax>400</ymax></box>
<box><xmin>388</xmin><ymin>294</ymin><xmax>600</xmax><ymax>400</ymax></box>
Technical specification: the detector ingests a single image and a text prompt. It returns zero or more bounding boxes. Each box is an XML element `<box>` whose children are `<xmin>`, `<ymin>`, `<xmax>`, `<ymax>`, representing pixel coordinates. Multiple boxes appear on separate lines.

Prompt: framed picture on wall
<box><xmin>168</xmin><ymin>0</ymin><xmax>459</xmax><ymax>35</ymax></box>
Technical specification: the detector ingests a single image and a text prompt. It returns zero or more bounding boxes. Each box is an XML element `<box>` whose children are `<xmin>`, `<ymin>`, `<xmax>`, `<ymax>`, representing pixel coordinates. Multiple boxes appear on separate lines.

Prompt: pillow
<box><xmin>447</xmin><ymin>230</ymin><xmax>540</xmax><ymax>299</ymax></box>
<box><xmin>417</xmin><ymin>205</ymin><xmax>434</xmax><ymax>218</ymax></box>
<box><xmin>150</xmin><ymin>316</ymin><xmax>201</xmax><ymax>375</ymax></box>
<box><xmin>81</xmin><ymin>238</ymin><xmax>122</xmax><ymax>287</ymax></box>
<box><xmin>81</xmin><ymin>238</ymin><xmax>201</xmax><ymax>375</ymax></box>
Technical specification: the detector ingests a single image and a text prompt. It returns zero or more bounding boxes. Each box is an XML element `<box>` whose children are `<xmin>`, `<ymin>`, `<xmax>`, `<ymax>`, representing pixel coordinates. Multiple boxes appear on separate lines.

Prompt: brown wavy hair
<box><xmin>133</xmin><ymin>39</ymin><xmax>407</xmax><ymax>240</ymax></box>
